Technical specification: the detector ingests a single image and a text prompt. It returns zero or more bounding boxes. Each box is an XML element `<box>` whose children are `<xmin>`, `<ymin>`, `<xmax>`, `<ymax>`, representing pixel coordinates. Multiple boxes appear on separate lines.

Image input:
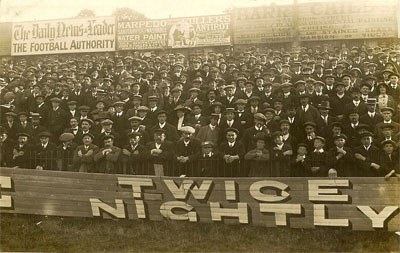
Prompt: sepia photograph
<box><xmin>0</xmin><ymin>0</ymin><xmax>399</xmax><ymax>251</ymax></box>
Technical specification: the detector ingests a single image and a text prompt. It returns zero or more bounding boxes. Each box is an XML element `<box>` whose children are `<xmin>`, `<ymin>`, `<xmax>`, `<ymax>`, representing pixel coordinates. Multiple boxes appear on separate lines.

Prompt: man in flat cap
<box><xmin>380</xmin><ymin>140</ymin><xmax>399</xmax><ymax>179</ymax></box>
<box><xmin>15</xmin><ymin>112</ymin><xmax>33</xmax><ymax>136</ymax></box>
<box><xmin>326</xmin><ymin>134</ymin><xmax>356</xmax><ymax>177</ymax></box>
<box><xmin>34</xmin><ymin>93</ymin><xmax>50</xmax><ymax>123</ymax></box>
<box><xmin>314</xmin><ymin>101</ymin><xmax>338</xmax><ymax>138</ymax></box>
<box><xmin>33</xmin><ymin>131</ymin><xmax>57</xmax><ymax>170</ymax></box>
<box><xmin>66</xmin><ymin>100</ymin><xmax>79</xmax><ymax>121</ymax></box>
<box><xmin>219</xmin><ymin>108</ymin><xmax>243</xmax><ymax>143</ymax></box>
<box><xmin>145</xmin><ymin>129</ymin><xmax>175</xmax><ymax>176</ymax></box>
<box><xmin>375</xmin><ymin>107</ymin><xmax>400</xmax><ymax>139</ymax></box>
<box><xmin>112</xmin><ymin>101</ymin><xmax>129</xmax><ymax>133</ymax></box>
<box><xmin>121</xmin><ymin>132</ymin><xmax>146</xmax><ymax>175</ymax></box>
<box><xmin>387</xmin><ymin>72</ymin><xmax>400</xmax><ymax>101</ymax></box>
<box><xmin>219</xmin><ymin>127</ymin><xmax>245</xmax><ymax>177</ymax></box>
<box><xmin>297</xmin><ymin>93</ymin><xmax>320</xmax><ymax>126</ymax></box>
<box><xmin>329</xmin><ymin>82</ymin><xmax>352</xmax><ymax>121</ymax></box>
<box><xmin>344</xmin><ymin>87</ymin><xmax>368</xmax><ymax>116</ymax></box>
<box><xmin>48</xmin><ymin>97</ymin><xmax>68</xmax><ymax>140</ymax></box>
<box><xmin>234</xmin><ymin>99</ymin><xmax>253</xmax><ymax>129</ymax></box>
<box><xmin>150</xmin><ymin>110</ymin><xmax>179</xmax><ymax>142</ymax></box>
<box><xmin>221</xmin><ymin>85</ymin><xmax>240</xmax><ymax>108</ymax></box>
<box><xmin>242</xmin><ymin>113</ymin><xmax>268</xmax><ymax>152</ymax></box>
<box><xmin>353</xmin><ymin>131</ymin><xmax>381</xmax><ymax>177</ymax></box>
<box><xmin>73</xmin><ymin>133</ymin><xmax>99</xmax><ymax>173</ymax></box>
<box><xmin>125</xmin><ymin>116</ymin><xmax>149</xmax><ymax>146</ymax></box>
<box><xmin>198</xmin><ymin>141</ymin><xmax>219</xmax><ymax>177</ymax></box>
<box><xmin>12</xmin><ymin>133</ymin><xmax>33</xmax><ymax>168</ymax></box>
<box><xmin>195</xmin><ymin>113</ymin><xmax>220</xmax><ymax>145</ymax></box>
<box><xmin>94</xmin><ymin>135</ymin><xmax>121</xmax><ymax>174</ymax></box>
<box><xmin>96</xmin><ymin>119</ymin><xmax>121</xmax><ymax>148</ymax></box>
<box><xmin>2</xmin><ymin>112</ymin><xmax>18</xmax><ymax>140</ymax></box>
<box><xmin>360</xmin><ymin>98</ymin><xmax>383</xmax><ymax>132</ymax></box>
<box><xmin>175</xmin><ymin>126</ymin><xmax>202</xmax><ymax>177</ymax></box>
<box><xmin>302</xmin><ymin>136</ymin><xmax>327</xmax><ymax>177</ymax></box>
<box><xmin>0</xmin><ymin>127</ymin><xmax>15</xmax><ymax>167</ymax></box>
<box><xmin>56</xmin><ymin>133</ymin><xmax>78</xmax><ymax>171</ymax></box>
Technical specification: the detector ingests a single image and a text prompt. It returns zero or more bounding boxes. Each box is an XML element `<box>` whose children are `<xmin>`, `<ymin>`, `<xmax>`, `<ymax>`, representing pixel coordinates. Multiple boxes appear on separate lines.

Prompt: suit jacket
<box><xmin>387</xmin><ymin>85</ymin><xmax>400</xmax><ymax>103</ymax></box>
<box><xmin>1</xmin><ymin>121</ymin><xmax>18</xmax><ymax>140</ymax></box>
<box><xmin>329</xmin><ymin>94</ymin><xmax>352</xmax><ymax>117</ymax></box>
<box><xmin>174</xmin><ymin>138</ymin><xmax>201</xmax><ymax>162</ymax></box>
<box><xmin>55</xmin><ymin>142</ymin><xmax>78</xmax><ymax>171</ymax></box>
<box><xmin>219</xmin><ymin>141</ymin><xmax>245</xmax><ymax>162</ymax></box>
<box><xmin>344</xmin><ymin>101</ymin><xmax>368</xmax><ymax>116</ymax></box>
<box><xmin>70</xmin><ymin>91</ymin><xmax>86</xmax><ymax>106</ymax></box>
<box><xmin>94</xmin><ymin>146</ymin><xmax>121</xmax><ymax>174</ymax></box>
<box><xmin>326</xmin><ymin>146</ymin><xmax>356</xmax><ymax>177</ymax></box>
<box><xmin>95</xmin><ymin>131</ymin><xmax>121</xmax><ymax>148</ymax></box>
<box><xmin>0</xmin><ymin>138</ymin><xmax>16</xmax><ymax>167</ymax></box>
<box><xmin>121</xmin><ymin>144</ymin><xmax>146</xmax><ymax>163</ymax></box>
<box><xmin>315</xmin><ymin>115</ymin><xmax>339</xmax><ymax>138</ymax></box>
<box><xmin>380</xmin><ymin>152</ymin><xmax>400</xmax><ymax>175</ymax></box>
<box><xmin>286</xmin><ymin>116</ymin><xmax>301</xmax><ymax>137</ymax></box>
<box><xmin>47</xmin><ymin>107</ymin><xmax>68</xmax><ymax>137</ymax></box>
<box><xmin>112</xmin><ymin>112</ymin><xmax>130</xmax><ymax>133</ymax></box>
<box><xmin>353</xmin><ymin>145</ymin><xmax>381</xmax><ymax>177</ymax></box>
<box><xmin>33</xmin><ymin>142</ymin><xmax>57</xmax><ymax>170</ymax></box>
<box><xmin>195</xmin><ymin>125</ymin><xmax>220</xmax><ymax>145</ymax></box>
<box><xmin>218</xmin><ymin>119</ymin><xmax>243</xmax><ymax>143</ymax></box>
<box><xmin>236</xmin><ymin>110</ymin><xmax>254</xmax><ymax>129</ymax></box>
<box><xmin>374</xmin><ymin>121</ymin><xmax>400</xmax><ymax>139</ymax></box>
<box><xmin>119</xmin><ymin>143</ymin><xmax>146</xmax><ymax>175</ymax></box>
<box><xmin>304</xmin><ymin>150</ymin><xmax>328</xmax><ymax>177</ymax></box>
<box><xmin>15</xmin><ymin>122</ymin><xmax>35</xmax><ymax>138</ymax></box>
<box><xmin>242</xmin><ymin>126</ymin><xmax>269</xmax><ymax>152</ymax></box>
<box><xmin>124</xmin><ymin>128</ymin><xmax>150</xmax><ymax>146</ymax></box>
<box><xmin>145</xmin><ymin>141</ymin><xmax>175</xmax><ymax>165</ymax></box>
<box><xmin>360</xmin><ymin>113</ymin><xmax>384</xmax><ymax>132</ymax></box>
<box><xmin>296</xmin><ymin>105</ymin><xmax>320</xmax><ymax>126</ymax></box>
<box><xmin>73</xmin><ymin>144</ymin><xmax>99</xmax><ymax>172</ymax></box>
<box><xmin>192</xmin><ymin>114</ymin><xmax>209</xmax><ymax>127</ymax></box>
<box><xmin>12</xmin><ymin>143</ymin><xmax>33</xmax><ymax>168</ymax></box>
<box><xmin>221</xmin><ymin>96</ymin><xmax>240</xmax><ymax>108</ymax></box>
<box><xmin>149</xmin><ymin>123</ymin><xmax>179</xmax><ymax>142</ymax></box>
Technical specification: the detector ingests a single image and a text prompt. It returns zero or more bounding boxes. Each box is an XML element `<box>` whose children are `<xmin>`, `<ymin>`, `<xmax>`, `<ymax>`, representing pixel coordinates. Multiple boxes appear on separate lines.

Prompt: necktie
<box><xmin>323</xmin><ymin>116</ymin><xmax>328</xmax><ymax>125</ymax></box>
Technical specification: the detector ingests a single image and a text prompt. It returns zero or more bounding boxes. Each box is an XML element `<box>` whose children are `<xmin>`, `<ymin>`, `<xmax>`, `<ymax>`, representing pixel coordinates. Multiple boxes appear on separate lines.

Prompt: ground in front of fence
<box><xmin>0</xmin><ymin>214</ymin><xmax>399</xmax><ymax>252</ymax></box>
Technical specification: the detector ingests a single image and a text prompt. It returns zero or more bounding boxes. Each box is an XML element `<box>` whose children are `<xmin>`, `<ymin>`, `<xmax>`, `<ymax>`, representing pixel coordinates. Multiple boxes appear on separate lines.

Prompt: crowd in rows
<box><xmin>0</xmin><ymin>42</ymin><xmax>399</xmax><ymax>177</ymax></box>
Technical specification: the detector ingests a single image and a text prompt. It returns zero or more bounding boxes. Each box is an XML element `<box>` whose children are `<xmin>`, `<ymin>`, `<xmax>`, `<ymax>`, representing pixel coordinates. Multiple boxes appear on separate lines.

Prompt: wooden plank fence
<box><xmin>0</xmin><ymin>167</ymin><xmax>399</xmax><ymax>231</ymax></box>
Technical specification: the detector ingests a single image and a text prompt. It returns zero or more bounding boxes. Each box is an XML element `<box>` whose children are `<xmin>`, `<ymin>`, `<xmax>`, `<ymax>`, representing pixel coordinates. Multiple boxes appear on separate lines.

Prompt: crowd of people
<box><xmin>0</xmin><ymin>42</ymin><xmax>399</xmax><ymax>178</ymax></box>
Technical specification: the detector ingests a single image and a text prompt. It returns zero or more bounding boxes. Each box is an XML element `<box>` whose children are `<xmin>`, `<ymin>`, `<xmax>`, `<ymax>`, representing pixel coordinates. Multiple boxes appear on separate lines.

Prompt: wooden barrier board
<box><xmin>0</xmin><ymin>167</ymin><xmax>399</xmax><ymax>231</ymax></box>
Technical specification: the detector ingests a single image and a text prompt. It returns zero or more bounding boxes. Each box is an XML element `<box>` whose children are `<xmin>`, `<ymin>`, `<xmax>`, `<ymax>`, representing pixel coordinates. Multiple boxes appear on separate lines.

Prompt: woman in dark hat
<box><xmin>170</xmin><ymin>105</ymin><xmax>194</xmax><ymax>133</ymax></box>
<box><xmin>376</xmin><ymin>82</ymin><xmax>396</xmax><ymax>111</ymax></box>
